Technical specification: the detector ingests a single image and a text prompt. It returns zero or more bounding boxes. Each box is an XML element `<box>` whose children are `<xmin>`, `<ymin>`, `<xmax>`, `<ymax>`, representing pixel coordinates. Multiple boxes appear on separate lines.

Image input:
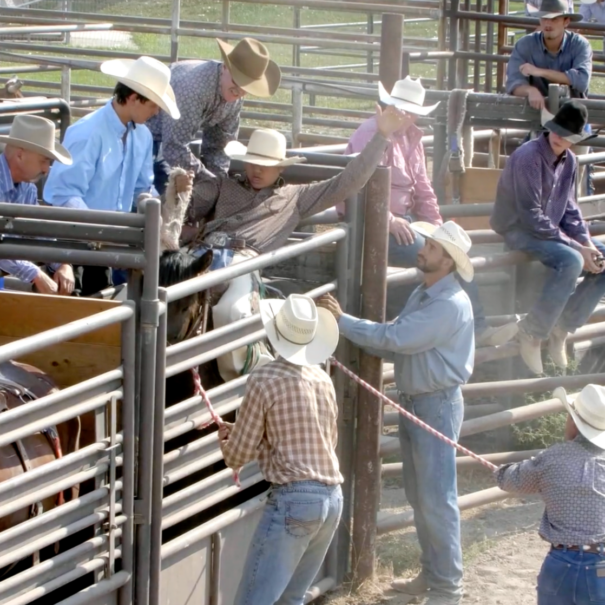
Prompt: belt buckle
<box><xmin>207</xmin><ymin>232</ymin><xmax>228</xmax><ymax>248</ymax></box>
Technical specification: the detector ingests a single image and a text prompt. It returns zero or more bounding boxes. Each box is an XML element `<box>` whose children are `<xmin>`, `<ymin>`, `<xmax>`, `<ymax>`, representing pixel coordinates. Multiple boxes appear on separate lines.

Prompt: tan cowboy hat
<box><xmin>216</xmin><ymin>38</ymin><xmax>281</xmax><ymax>97</ymax></box>
<box><xmin>411</xmin><ymin>221</ymin><xmax>474</xmax><ymax>282</ymax></box>
<box><xmin>378</xmin><ymin>77</ymin><xmax>440</xmax><ymax>116</ymax></box>
<box><xmin>260</xmin><ymin>294</ymin><xmax>339</xmax><ymax>366</ymax></box>
<box><xmin>225</xmin><ymin>129</ymin><xmax>306</xmax><ymax>167</ymax></box>
<box><xmin>101</xmin><ymin>56</ymin><xmax>180</xmax><ymax>119</ymax></box>
<box><xmin>554</xmin><ymin>385</ymin><xmax>605</xmax><ymax>448</ymax></box>
<box><xmin>0</xmin><ymin>115</ymin><xmax>72</xmax><ymax>164</ymax></box>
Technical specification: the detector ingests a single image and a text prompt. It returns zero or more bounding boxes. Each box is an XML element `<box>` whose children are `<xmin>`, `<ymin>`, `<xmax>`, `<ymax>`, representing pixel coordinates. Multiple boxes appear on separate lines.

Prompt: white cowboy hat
<box><xmin>216</xmin><ymin>38</ymin><xmax>281</xmax><ymax>98</ymax></box>
<box><xmin>378</xmin><ymin>77</ymin><xmax>440</xmax><ymax>116</ymax></box>
<box><xmin>411</xmin><ymin>221</ymin><xmax>474</xmax><ymax>282</ymax></box>
<box><xmin>0</xmin><ymin>115</ymin><xmax>72</xmax><ymax>164</ymax></box>
<box><xmin>225</xmin><ymin>128</ymin><xmax>306</xmax><ymax>167</ymax></box>
<box><xmin>259</xmin><ymin>294</ymin><xmax>339</xmax><ymax>366</ymax></box>
<box><xmin>553</xmin><ymin>385</ymin><xmax>605</xmax><ymax>448</ymax></box>
<box><xmin>101</xmin><ymin>56</ymin><xmax>180</xmax><ymax>120</ymax></box>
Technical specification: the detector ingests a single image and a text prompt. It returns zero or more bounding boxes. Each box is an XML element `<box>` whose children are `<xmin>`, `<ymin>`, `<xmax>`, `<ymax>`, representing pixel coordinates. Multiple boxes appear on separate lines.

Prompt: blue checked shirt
<box><xmin>43</xmin><ymin>100</ymin><xmax>156</xmax><ymax>212</ymax></box>
<box><xmin>0</xmin><ymin>154</ymin><xmax>61</xmax><ymax>282</ymax></box>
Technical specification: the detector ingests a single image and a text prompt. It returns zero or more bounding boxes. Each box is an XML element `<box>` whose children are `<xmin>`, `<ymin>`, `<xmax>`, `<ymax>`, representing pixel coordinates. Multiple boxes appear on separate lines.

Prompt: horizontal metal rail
<box><xmin>54</xmin><ymin>570</ymin><xmax>130</xmax><ymax>605</ymax></box>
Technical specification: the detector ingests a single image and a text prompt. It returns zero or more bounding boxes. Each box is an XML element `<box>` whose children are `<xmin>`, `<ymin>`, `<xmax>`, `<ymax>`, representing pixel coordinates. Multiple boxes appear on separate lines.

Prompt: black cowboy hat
<box><xmin>527</xmin><ymin>0</ymin><xmax>583</xmax><ymax>21</ymax></box>
<box><xmin>542</xmin><ymin>100</ymin><xmax>593</xmax><ymax>143</ymax></box>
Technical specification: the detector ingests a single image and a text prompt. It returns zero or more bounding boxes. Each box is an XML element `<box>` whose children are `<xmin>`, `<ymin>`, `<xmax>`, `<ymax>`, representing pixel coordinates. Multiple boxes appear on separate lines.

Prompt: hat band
<box><xmin>390</xmin><ymin>94</ymin><xmax>423</xmax><ymax>107</ymax></box>
<box><xmin>571</xmin><ymin>400</ymin><xmax>605</xmax><ymax>431</ymax></box>
<box><xmin>243</xmin><ymin>149</ymin><xmax>285</xmax><ymax>162</ymax></box>
<box><xmin>273</xmin><ymin>318</ymin><xmax>315</xmax><ymax>346</ymax></box>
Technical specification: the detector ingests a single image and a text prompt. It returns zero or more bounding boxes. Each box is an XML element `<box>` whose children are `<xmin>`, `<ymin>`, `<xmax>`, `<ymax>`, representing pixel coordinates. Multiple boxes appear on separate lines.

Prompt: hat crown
<box><xmin>432</xmin><ymin>221</ymin><xmax>472</xmax><ymax>254</ymax></box>
<box><xmin>228</xmin><ymin>38</ymin><xmax>270</xmax><ymax>79</ymax></box>
<box><xmin>123</xmin><ymin>56</ymin><xmax>171</xmax><ymax>96</ymax></box>
<box><xmin>552</xmin><ymin>100</ymin><xmax>588</xmax><ymax>136</ymax></box>
<box><xmin>390</xmin><ymin>77</ymin><xmax>426</xmax><ymax>106</ymax></box>
<box><xmin>247</xmin><ymin>128</ymin><xmax>287</xmax><ymax>161</ymax></box>
<box><xmin>575</xmin><ymin>385</ymin><xmax>605</xmax><ymax>431</ymax></box>
<box><xmin>275</xmin><ymin>295</ymin><xmax>318</xmax><ymax>346</ymax></box>
<box><xmin>8</xmin><ymin>115</ymin><xmax>57</xmax><ymax>150</ymax></box>
<box><xmin>538</xmin><ymin>0</ymin><xmax>572</xmax><ymax>13</ymax></box>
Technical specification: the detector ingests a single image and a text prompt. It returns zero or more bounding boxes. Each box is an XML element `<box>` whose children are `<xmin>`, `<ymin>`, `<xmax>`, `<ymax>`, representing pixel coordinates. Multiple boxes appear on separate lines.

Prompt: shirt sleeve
<box><xmin>201</xmin><ymin>104</ymin><xmax>241</xmax><ymax>176</ymax></box>
<box><xmin>188</xmin><ymin>167</ymin><xmax>223</xmax><ymax>223</ymax></box>
<box><xmin>495</xmin><ymin>451</ymin><xmax>547</xmax><ymax>495</ymax></box>
<box><xmin>295</xmin><ymin>131</ymin><xmax>389</xmax><ymax>219</ymax></box>
<box><xmin>580</xmin><ymin>3</ymin><xmax>594</xmax><ymax>20</ymax></box>
<box><xmin>410</xmin><ymin>143</ymin><xmax>443</xmax><ymax>225</ymax></box>
<box><xmin>133</xmin><ymin>130</ymin><xmax>156</xmax><ymax>202</ymax></box>
<box><xmin>567</xmin><ymin>37</ymin><xmax>592</xmax><ymax>94</ymax></box>
<box><xmin>338</xmin><ymin>297</ymin><xmax>466</xmax><ymax>356</ymax></box>
<box><xmin>561</xmin><ymin>161</ymin><xmax>590</xmax><ymax>244</ymax></box>
<box><xmin>506</xmin><ymin>39</ymin><xmax>531</xmax><ymax>95</ymax></box>
<box><xmin>220</xmin><ymin>376</ymin><xmax>267</xmax><ymax>470</ymax></box>
<box><xmin>0</xmin><ymin>259</ymin><xmax>39</xmax><ymax>282</ymax></box>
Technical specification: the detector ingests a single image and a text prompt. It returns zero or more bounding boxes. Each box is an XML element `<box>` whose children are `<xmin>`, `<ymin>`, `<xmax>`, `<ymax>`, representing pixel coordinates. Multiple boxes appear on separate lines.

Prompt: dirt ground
<box><xmin>322</xmin><ymin>469</ymin><xmax>547</xmax><ymax>605</ymax></box>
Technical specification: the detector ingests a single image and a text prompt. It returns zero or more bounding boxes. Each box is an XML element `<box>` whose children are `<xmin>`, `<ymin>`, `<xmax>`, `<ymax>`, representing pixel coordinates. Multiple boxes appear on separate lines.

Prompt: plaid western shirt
<box><xmin>220</xmin><ymin>358</ymin><xmax>343</xmax><ymax>485</ymax></box>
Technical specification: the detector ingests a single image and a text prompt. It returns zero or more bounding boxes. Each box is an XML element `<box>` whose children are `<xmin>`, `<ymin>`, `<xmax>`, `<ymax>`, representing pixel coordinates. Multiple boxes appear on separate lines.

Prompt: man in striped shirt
<box><xmin>219</xmin><ymin>294</ymin><xmax>342</xmax><ymax>605</ymax></box>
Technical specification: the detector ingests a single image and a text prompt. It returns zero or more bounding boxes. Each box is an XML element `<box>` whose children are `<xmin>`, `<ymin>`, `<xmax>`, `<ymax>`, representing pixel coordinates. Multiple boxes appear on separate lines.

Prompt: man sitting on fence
<box><xmin>0</xmin><ymin>115</ymin><xmax>74</xmax><ymax>296</ymax></box>
<box><xmin>169</xmin><ymin>104</ymin><xmax>409</xmax><ymax>382</ymax></box>
<box><xmin>496</xmin><ymin>383</ymin><xmax>605</xmax><ymax>604</ymax></box>
<box><xmin>147</xmin><ymin>37</ymin><xmax>280</xmax><ymax>195</ymax></box>
<box><xmin>318</xmin><ymin>221</ymin><xmax>475</xmax><ymax>605</ymax></box>
<box><xmin>340</xmin><ymin>77</ymin><xmax>517</xmax><ymax>348</ymax></box>
<box><xmin>491</xmin><ymin>100</ymin><xmax>605</xmax><ymax>375</ymax></box>
<box><xmin>218</xmin><ymin>293</ymin><xmax>343</xmax><ymax>605</ymax></box>
<box><xmin>43</xmin><ymin>55</ymin><xmax>180</xmax><ymax>296</ymax></box>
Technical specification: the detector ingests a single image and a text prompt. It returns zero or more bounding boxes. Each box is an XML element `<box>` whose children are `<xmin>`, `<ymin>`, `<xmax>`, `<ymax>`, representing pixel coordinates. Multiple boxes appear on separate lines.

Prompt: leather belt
<box><xmin>203</xmin><ymin>231</ymin><xmax>259</xmax><ymax>254</ymax></box>
<box><xmin>552</xmin><ymin>544</ymin><xmax>605</xmax><ymax>554</ymax></box>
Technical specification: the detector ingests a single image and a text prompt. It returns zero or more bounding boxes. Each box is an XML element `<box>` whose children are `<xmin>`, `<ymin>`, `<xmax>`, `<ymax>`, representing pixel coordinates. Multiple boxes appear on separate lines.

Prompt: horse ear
<box><xmin>194</xmin><ymin>250</ymin><xmax>213</xmax><ymax>276</ymax></box>
<box><xmin>160</xmin><ymin>167</ymin><xmax>193</xmax><ymax>253</ymax></box>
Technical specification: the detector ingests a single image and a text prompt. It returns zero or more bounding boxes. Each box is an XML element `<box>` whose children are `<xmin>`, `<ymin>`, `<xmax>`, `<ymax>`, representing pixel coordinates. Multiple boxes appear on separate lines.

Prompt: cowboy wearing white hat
<box><xmin>43</xmin><ymin>55</ymin><xmax>175</xmax><ymax>295</ymax></box>
<box><xmin>318</xmin><ymin>221</ymin><xmax>476</xmax><ymax>605</ymax></box>
<box><xmin>497</xmin><ymin>384</ymin><xmax>605</xmax><ymax>604</ymax></box>
<box><xmin>0</xmin><ymin>115</ymin><xmax>74</xmax><ymax>296</ymax></box>
<box><xmin>147</xmin><ymin>37</ymin><xmax>281</xmax><ymax>195</ymax></box>
<box><xmin>218</xmin><ymin>294</ymin><xmax>343</xmax><ymax>605</ymax></box>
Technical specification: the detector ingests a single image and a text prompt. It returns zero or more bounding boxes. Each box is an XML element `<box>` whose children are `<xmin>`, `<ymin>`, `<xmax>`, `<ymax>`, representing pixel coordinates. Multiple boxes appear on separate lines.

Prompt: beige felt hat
<box><xmin>216</xmin><ymin>38</ymin><xmax>281</xmax><ymax>98</ymax></box>
<box><xmin>225</xmin><ymin>128</ymin><xmax>306</xmax><ymax>167</ymax></box>
<box><xmin>101</xmin><ymin>56</ymin><xmax>180</xmax><ymax>119</ymax></box>
<box><xmin>554</xmin><ymin>385</ymin><xmax>605</xmax><ymax>448</ymax></box>
<box><xmin>260</xmin><ymin>294</ymin><xmax>339</xmax><ymax>366</ymax></box>
<box><xmin>0</xmin><ymin>115</ymin><xmax>72</xmax><ymax>164</ymax></box>
<box><xmin>411</xmin><ymin>221</ymin><xmax>474</xmax><ymax>282</ymax></box>
<box><xmin>378</xmin><ymin>77</ymin><xmax>439</xmax><ymax>116</ymax></box>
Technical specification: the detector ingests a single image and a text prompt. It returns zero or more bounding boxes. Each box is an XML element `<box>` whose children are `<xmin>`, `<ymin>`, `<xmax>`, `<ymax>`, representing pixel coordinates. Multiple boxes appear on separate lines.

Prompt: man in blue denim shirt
<box><xmin>319</xmin><ymin>221</ymin><xmax>475</xmax><ymax>605</ymax></box>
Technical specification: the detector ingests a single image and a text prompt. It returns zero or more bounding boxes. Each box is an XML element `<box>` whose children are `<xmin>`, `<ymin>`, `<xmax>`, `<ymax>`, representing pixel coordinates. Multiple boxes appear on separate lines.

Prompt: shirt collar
<box><xmin>540</xmin><ymin>30</ymin><xmax>569</xmax><ymax>55</ymax></box>
<box><xmin>537</xmin><ymin>132</ymin><xmax>567</xmax><ymax>166</ymax></box>
<box><xmin>420</xmin><ymin>272</ymin><xmax>458</xmax><ymax>299</ymax></box>
<box><xmin>103</xmin><ymin>100</ymin><xmax>131</xmax><ymax>136</ymax></box>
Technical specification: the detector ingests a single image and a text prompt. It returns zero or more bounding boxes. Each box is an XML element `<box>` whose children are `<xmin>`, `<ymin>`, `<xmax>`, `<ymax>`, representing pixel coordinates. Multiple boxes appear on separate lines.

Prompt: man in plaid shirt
<box><xmin>218</xmin><ymin>293</ymin><xmax>342</xmax><ymax>605</ymax></box>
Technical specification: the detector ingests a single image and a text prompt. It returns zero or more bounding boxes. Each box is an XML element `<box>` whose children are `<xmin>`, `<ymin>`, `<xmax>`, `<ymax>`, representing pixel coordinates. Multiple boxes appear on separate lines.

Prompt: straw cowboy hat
<box><xmin>216</xmin><ymin>38</ymin><xmax>281</xmax><ymax>97</ymax></box>
<box><xmin>0</xmin><ymin>115</ymin><xmax>72</xmax><ymax>164</ymax></box>
<box><xmin>411</xmin><ymin>220</ymin><xmax>474</xmax><ymax>282</ymax></box>
<box><xmin>378</xmin><ymin>77</ymin><xmax>440</xmax><ymax>116</ymax></box>
<box><xmin>101</xmin><ymin>56</ymin><xmax>180</xmax><ymax>120</ymax></box>
<box><xmin>554</xmin><ymin>385</ymin><xmax>605</xmax><ymax>448</ymax></box>
<box><xmin>259</xmin><ymin>294</ymin><xmax>339</xmax><ymax>366</ymax></box>
<box><xmin>527</xmin><ymin>0</ymin><xmax>583</xmax><ymax>19</ymax></box>
<box><xmin>541</xmin><ymin>100</ymin><xmax>595</xmax><ymax>144</ymax></box>
<box><xmin>225</xmin><ymin>129</ymin><xmax>305</xmax><ymax>167</ymax></box>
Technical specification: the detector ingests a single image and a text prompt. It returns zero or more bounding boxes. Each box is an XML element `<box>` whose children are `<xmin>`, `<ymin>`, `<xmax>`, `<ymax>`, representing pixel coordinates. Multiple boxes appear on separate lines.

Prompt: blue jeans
<box><xmin>538</xmin><ymin>548</ymin><xmax>605</xmax><ymax>604</ymax></box>
<box><xmin>398</xmin><ymin>387</ymin><xmax>464</xmax><ymax>601</ymax></box>
<box><xmin>505</xmin><ymin>230</ymin><xmax>605</xmax><ymax>340</ymax></box>
<box><xmin>388</xmin><ymin>230</ymin><xmax>489</xmax><ymax>334</ymax></box>
<box><xmin>152</xmin><ymin>140</ymin><xmax>170</xmax><ymax>196</ymax></box>
<box><xmin>234</xmin><ymin>481</ymin><xmax>343</xmax><ymax>605</ymax></box>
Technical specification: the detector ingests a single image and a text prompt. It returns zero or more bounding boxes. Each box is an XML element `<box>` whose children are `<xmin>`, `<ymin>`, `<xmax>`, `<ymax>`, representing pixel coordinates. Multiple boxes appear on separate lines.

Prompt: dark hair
<box><xmin>113</xmin><ymin>82</ymin><xmax>149</xmax><ymax>105</ymax></box>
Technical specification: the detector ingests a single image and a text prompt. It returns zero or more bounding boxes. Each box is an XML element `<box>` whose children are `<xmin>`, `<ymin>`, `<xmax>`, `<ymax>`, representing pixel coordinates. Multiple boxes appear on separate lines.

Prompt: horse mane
<box><xmin>159</xmin><ymin>249</ymin><xmax>213</xmax><ymax>287</ymax></box>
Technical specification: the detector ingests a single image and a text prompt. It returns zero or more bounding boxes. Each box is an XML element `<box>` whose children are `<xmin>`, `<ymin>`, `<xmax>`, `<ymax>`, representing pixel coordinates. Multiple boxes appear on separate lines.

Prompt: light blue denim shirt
<box><xmin>43</xmin><ymin>100</ymin><xmax>156</xmax><ymax>212</ymax></box>
<box><xmin>580</xmin><ymin>1</ymin><xmax>605</xmax><ymax>23</ymax></box>
<box><xmin>338</xmin><ymin>273</ymin><xmax>475</xmax><ymax>395</ymax></box>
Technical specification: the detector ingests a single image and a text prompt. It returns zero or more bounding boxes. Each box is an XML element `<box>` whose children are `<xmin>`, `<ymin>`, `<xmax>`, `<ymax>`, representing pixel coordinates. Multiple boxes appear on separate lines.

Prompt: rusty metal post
<box><xmin>379</xmin><ymin>14</ymin><xmax>403</xmax><ymax>92</ymax></box>
<box><xmin>351</xmin><ymin>166</ymin><xmax>390</xmax><ymax>585</ymax></box>
<box><xmin>496</xmin><ymin>0</ymin><xmax>508</xmax><ymax>91</ymax></box>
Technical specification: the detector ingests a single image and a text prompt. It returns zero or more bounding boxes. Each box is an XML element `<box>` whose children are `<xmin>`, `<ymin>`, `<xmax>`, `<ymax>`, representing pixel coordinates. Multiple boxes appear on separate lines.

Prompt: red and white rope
<box><xmin>330</xmin><ymin>357</ymin><xmax>498</xmax><ymax>472</ymax></box>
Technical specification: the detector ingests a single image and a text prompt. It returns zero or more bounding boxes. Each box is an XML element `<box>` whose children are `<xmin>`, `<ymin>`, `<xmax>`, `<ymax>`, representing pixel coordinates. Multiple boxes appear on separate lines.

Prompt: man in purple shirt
<box><xmin>491</xmin><ymin>101</ymin><xmax>605</xmax><ymax>374</ymax></box>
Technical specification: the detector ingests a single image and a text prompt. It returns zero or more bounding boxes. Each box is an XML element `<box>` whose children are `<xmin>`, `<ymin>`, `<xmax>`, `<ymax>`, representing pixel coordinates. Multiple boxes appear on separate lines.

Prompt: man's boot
<box><xmin>518</xmin><ymin>327</ymin><xmax>543</xmax><ymax>374</ymax></box>
<box><xmin>391</xmin><ymin>573</ymin><xmax>428</xmax><ymax>595</ymax></box>
<box><xmin>548</xmin><ymin>325</ymin><xmax>569</xmax><ymax>369</ymax></box>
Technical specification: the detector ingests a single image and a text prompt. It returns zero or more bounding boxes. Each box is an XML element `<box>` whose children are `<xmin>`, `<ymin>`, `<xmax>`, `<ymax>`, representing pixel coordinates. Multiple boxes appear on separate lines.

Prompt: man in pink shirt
<box><xmin>344</xmin><ymin>78</ymin><xmax>518</xmax><ymax>348</ymax></box>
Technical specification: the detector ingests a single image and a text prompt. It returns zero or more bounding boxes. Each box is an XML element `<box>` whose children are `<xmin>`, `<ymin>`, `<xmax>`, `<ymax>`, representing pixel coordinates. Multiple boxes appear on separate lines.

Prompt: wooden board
<box><xmin>451</xmin><ymin>167</ymin><xmax>502</xmax><ymax>231</ymax></box>
<box><xmin>0</xmin><ymin>291</ymin><xmax>122</xmax><ymax>388</ymax></box>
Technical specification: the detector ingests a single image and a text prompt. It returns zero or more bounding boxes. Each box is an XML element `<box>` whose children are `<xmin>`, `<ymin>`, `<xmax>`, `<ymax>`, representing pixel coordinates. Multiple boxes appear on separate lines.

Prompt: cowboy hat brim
<box><xmin>540</xmin><ymin>108</ymin><xmax>594</xmax><ymax>144</ymax></box>
<box><xmin>0</xmin><ymin>135</ymin><xmax>72</xmax><ymax>164</ymax></box>
<box><xmin>553</xmin><ymin>387</ymin><xmax>605</xmax><ymax>448</ymax></box>
<box><xmin>259</xmin><ymin>299</ymin><xmax>339</xmax><ymax>366</ymax></box>
<box><xmin>580</xmin><ymin>0</ymin><xmax>597</xmax><ymax>5</ymax></box>
<box><xmin>527</xmin><ymin>4</ymin><xmax>583</xmax><ymax>20</ymax></box>
<box><xmin>378</xmin><ymin>81</ymin><xmax>439</xmax><ymax>116</ymax></box>
<box><xmin>101</xmin><ymin>59</ymin><xmax>181</xmax><ymax>120</ymax></box>
<box><xmin>225</xmin><ymin>140</ymin><xmax>306</xmax><ymax>167</ymax></box>
<box><xmin>411</xmin><ymin>221</ymin><xmax>475</xmax><ymax>282</ymax></box>
<box><xmin>216</xmin><ymin>39</ymin><xmax>281</xmax><ymax>98</ymax></box>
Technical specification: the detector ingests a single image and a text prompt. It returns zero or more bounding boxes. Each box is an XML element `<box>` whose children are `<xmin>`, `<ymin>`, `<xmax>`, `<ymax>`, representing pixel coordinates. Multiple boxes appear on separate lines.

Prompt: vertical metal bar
<box><xmin>351</xmin><ymin>166</ymin><xmax>390</xmax><ymax>586</ymax></box>
<box><xmin>496</xmin><ymin>0</ymin><xmax>508</xmax><ymax>91</ymax></box>
<box><xmin>119</xmin><ymin>302</ymin><xmax>136</xmax><ymax>605</ymax></box>
<box><xmin>473</xmin><ymin>0</ymin><xmax>482</xmax><ymax>91</ymax></box>
<box><xmin>60</xmin><ymin>65</ymin><xmax>71</xmax><ymax>103</ymax></box>
<box><xmin>170</xmin><ymin>0</ymin><xmax>180</xmax><ymax>63</ymax></box>
<box><xmin>293</xmin><ymin>7</ymin><xmax>301</xmax><ymax>68</ymax></box>
<box><xmin>366</xmin><ymin>13</ymin><xmax>374</xmax><ymax>74</ymax></box>
<box><xmin>292</xmin><ymin>84</ymin><xmax>303</xmax><ymax>148</ymax></box>
<box><xmin>135</xmin><ymin>198</ymin><xmax>161</xmax><ymax>605</ymax></box>
<box><xmin>107</xmin><ymin>394</ymin><xmax>118</xmax><ymax>577</ymax></box>
<box><xmin>209</xmin><ymin>533</ymin><xmax>222</xmax><ymax>605</ymax></box>
<box><xmin>458</xmin><ymin>0</ymin><xmax>470</xmax><ymax>87</ymax></box>
<box><xmin>149</xmin><ymin>288</ymin><xmax>167</xmax><ymax>605</ymax></box>
<box><xmin>485</xmin><ymin>0</ymin><xmax>495</xmax><ymax>92</ymax></box>
<box><xmin>448</xmin><ymin>0</ymin><xmax>460</xmax><ymax>90</ymax></box>
<box><xmin>63</xmin><ymin>0</ymin><xmax>72</xmax><ymax>45</ymax></box>
<box><xmin>548</xmin><ymin>83</ymin><xmax>560</xmax><ymax>115</ymax></box>
<box><xmin>433</xmin><ymin>117</ymin><xmax>447</xmax><ymax>202</ymax></box>
<box><xmin>378</xmin><ymin>14</ymin><xmax>403</xmax><ymax>93</ymax></box>
<box><xmin>221</xmin><ymin>0</ymin><xmax>230</xmax><ymax>31</ymax></box>
<box><xmin>437</xmin><ymin>0</ymin><xmax>447</xmax><ymax>89</ymax></box>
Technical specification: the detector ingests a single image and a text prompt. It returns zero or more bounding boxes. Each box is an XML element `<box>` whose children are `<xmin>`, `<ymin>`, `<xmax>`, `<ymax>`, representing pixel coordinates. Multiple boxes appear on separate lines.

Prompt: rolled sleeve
<box><xmin>0</xmin><ymin>259</ymin><xmax>39</xmax><ymax>283</ymax></box>
<box><xmin>506</xmin><ymin>41</ymin><xmax>531</xmax><ymax>95</ymax></box>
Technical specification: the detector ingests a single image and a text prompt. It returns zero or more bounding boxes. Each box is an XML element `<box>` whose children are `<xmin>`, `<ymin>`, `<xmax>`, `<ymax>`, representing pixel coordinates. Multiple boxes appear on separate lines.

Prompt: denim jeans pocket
<box><xmin>586</xmin><ymin>560</ymin><xmax>605</xmax><ymax>602</ymax></box>
<box><xmin>284</xmin><ymin>499</ymin><xmax>324</xmax><ymax>539</ymax></box>
<box><xmin>538</xmin><ymin>553</ymin><xmax>572</xmax><ymax>596</ymax></box>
